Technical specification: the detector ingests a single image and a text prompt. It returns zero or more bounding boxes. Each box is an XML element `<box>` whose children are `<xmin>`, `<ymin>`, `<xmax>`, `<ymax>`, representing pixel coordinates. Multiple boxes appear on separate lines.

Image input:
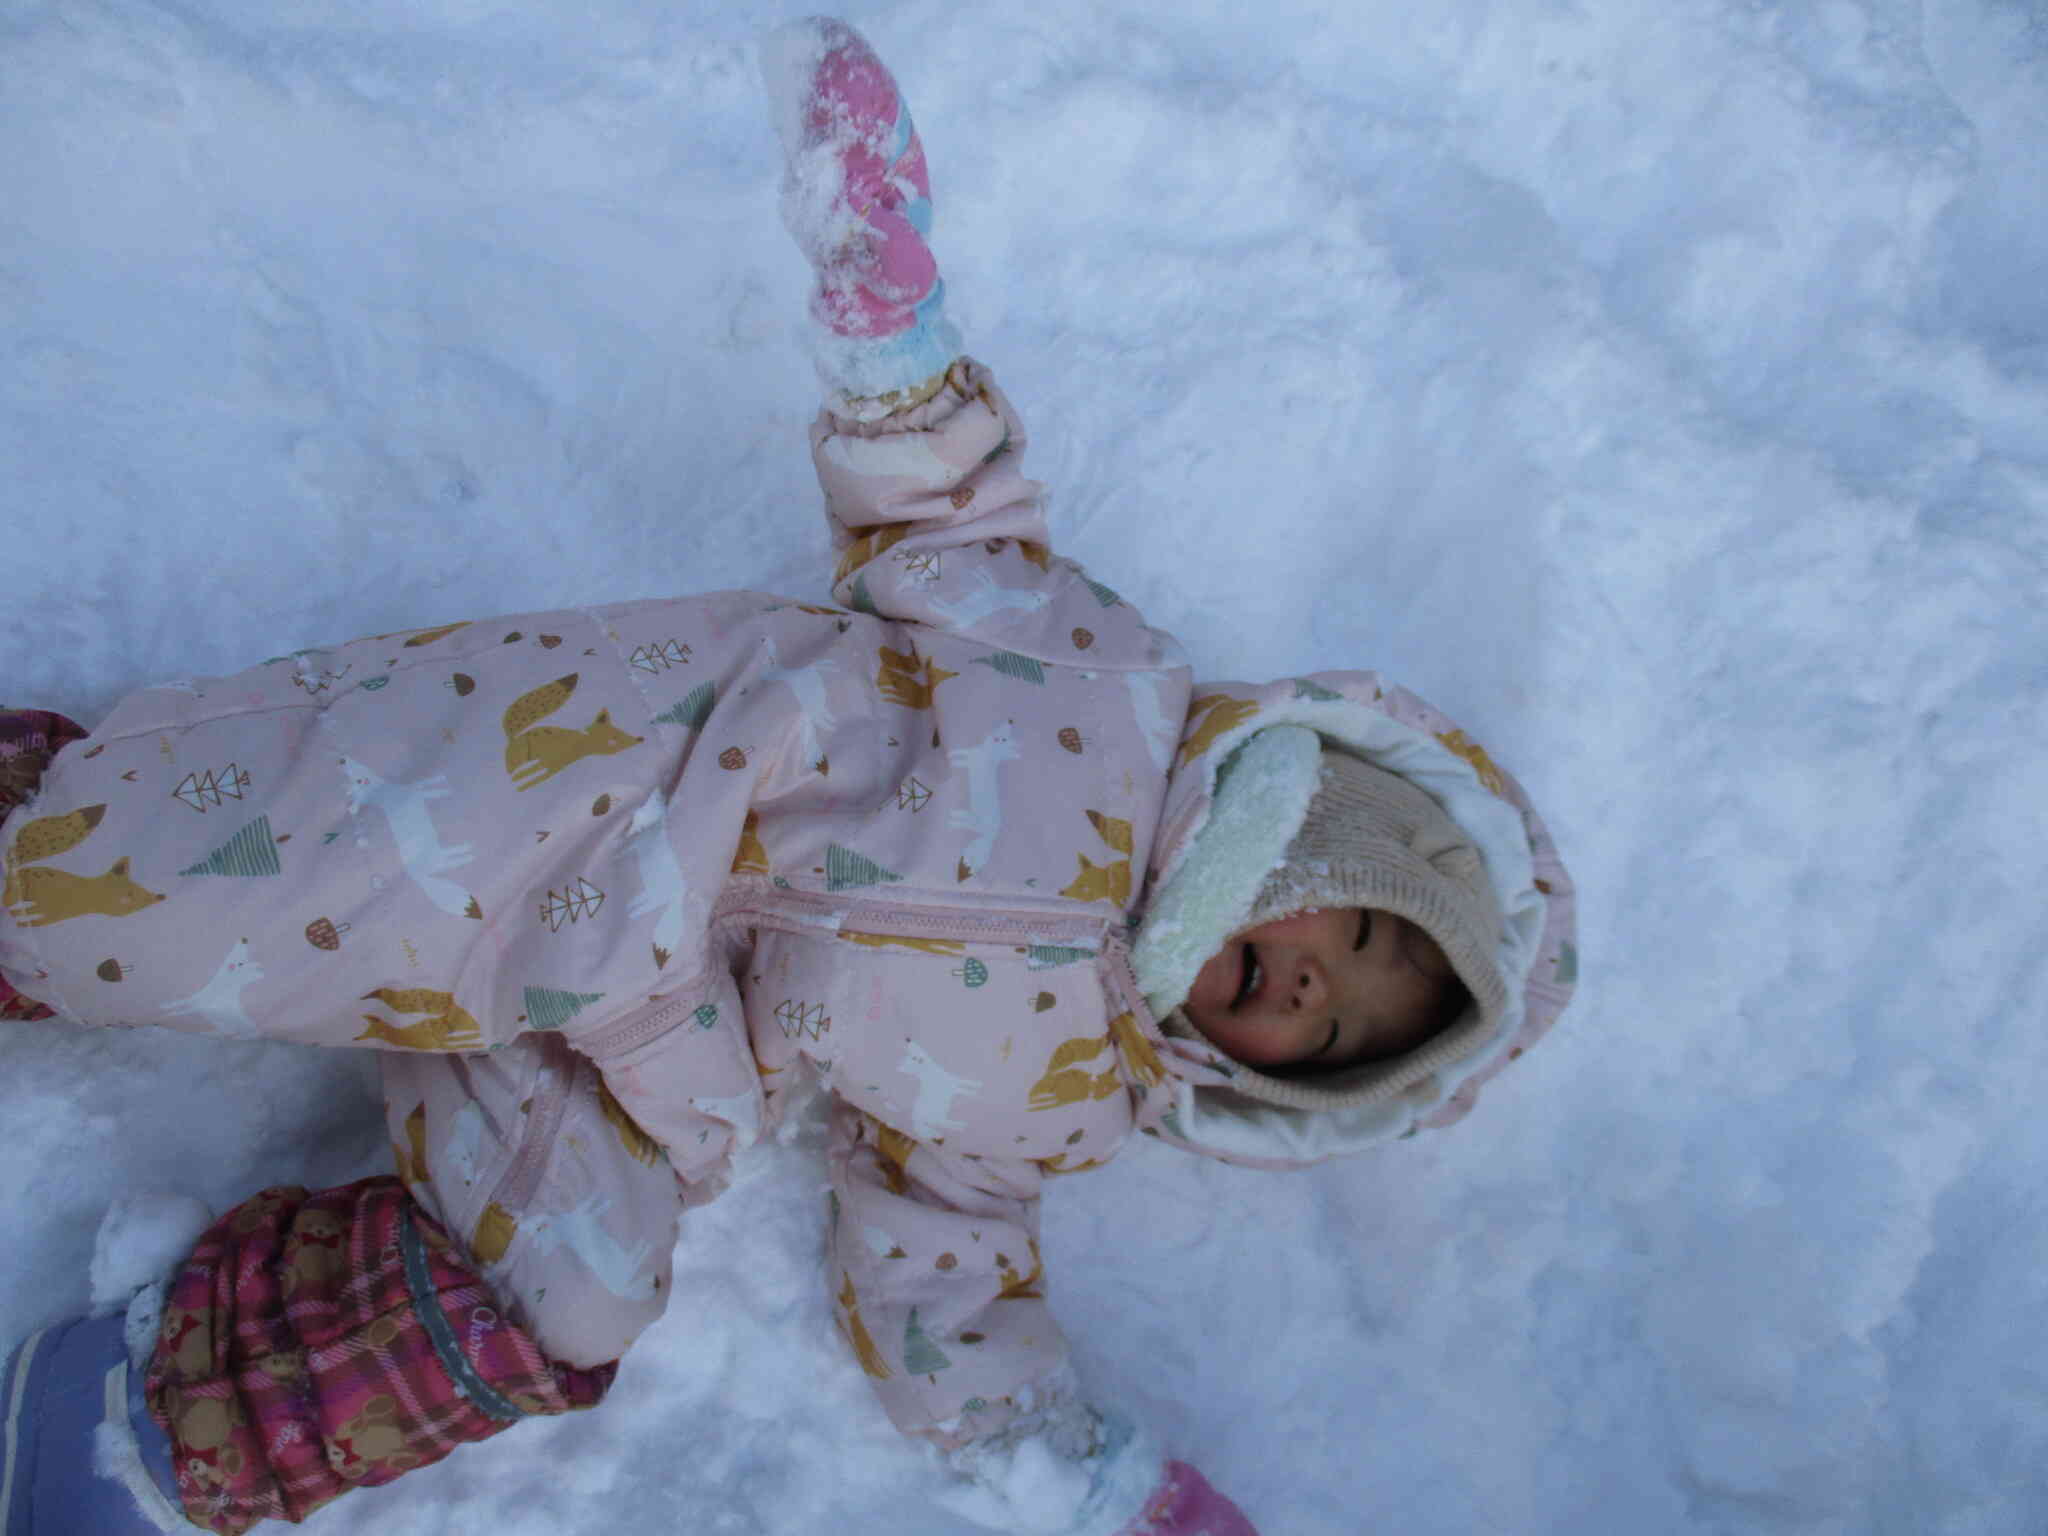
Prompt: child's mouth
<box><xmin>1231</xmin><ymin>943</ymin><xmax>1263</xmax><ymax>1010</ymax></box>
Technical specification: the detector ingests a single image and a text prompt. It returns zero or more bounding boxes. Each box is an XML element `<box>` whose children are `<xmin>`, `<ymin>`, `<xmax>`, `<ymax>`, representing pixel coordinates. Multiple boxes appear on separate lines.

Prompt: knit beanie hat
<box><xmin>1208</xmin><ymin>747</ymin><xmax>1512</xmax><ymax>1111</ymax></box>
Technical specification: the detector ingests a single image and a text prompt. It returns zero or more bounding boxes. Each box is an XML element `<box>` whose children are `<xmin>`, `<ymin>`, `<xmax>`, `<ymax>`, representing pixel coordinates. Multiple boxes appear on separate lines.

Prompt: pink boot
<box><xmin>1118</xmin><ymin>1460</ymin><xmax>1261</xmax><ymax>1535</ymax></box>
<box><xmin>764</xmin><ymin>18</ymin><xmax>961</xmax><ymax>406</ymax></box>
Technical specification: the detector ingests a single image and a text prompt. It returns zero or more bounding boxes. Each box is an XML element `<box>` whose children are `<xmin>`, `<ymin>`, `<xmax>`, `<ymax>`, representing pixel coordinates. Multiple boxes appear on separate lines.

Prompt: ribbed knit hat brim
<box><xmin>1217</xmin><ymin>748</ymin><xmax>1512</xmax><ymax>1111</ymax></box>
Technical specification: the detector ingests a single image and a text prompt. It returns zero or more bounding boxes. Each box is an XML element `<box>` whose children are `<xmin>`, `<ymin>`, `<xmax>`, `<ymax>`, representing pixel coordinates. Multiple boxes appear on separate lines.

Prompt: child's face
<box><xmin>1181</xmin><ymin>907</ymin><xmax>1458</xmax><ymax>1072</ymax></box>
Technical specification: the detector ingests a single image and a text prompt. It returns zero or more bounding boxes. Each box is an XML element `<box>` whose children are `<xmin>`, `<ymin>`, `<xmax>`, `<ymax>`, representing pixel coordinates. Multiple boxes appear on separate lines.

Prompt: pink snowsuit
<box><xmin>1</xmin><ymin>361</ymin><xmax>1576</xmax><ymax>1478</ymax></box>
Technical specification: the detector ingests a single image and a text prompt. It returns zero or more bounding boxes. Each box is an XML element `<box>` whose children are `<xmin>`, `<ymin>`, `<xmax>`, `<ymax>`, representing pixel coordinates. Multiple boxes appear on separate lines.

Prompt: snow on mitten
<box><xmin>1115</xmin><ymin>1461</ymin><xmax>1260</xmax><ymax>1536</ymax></box>
<box><xmin>937</xmin><ymin>1398</ymin><xmax>1261</xmax><ymax>1536</ymax></box>
<box><xmin>762</xmin><ymin>17</ymin><xmax>961</xmax><ymax>410</ymax></box>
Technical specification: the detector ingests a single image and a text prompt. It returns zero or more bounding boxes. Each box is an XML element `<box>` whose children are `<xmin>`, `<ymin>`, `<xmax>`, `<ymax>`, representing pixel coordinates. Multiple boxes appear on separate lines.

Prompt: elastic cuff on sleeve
<box><xmin>811</xmin><ymin>290</ymin><xmax>963</xmax><ymax>412</ymax></box>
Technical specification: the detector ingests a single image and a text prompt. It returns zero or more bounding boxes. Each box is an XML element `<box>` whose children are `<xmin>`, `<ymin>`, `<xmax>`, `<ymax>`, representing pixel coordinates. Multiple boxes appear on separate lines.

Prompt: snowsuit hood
<box><xmin>1127</xmin><ymin>673</ymin><xmax>1579</xmax><ymax>1171</ymax></box>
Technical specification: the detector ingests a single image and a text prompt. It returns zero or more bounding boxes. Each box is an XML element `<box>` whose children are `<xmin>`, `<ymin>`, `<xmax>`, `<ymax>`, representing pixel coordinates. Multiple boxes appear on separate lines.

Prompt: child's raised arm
<box><xmin>763</xmin><ymin>23</ymin><xmax>1253</xmax><ymax>1536</ymax></box>
<box><xmin>768</xmin><ymin>21</ymin><xmax>1181</xmax><ymax>675</ymax></box>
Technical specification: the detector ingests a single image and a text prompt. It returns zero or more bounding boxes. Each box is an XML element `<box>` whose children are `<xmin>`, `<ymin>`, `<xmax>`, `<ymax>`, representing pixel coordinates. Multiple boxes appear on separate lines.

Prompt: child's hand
<box><xmin>763</xmin><ymin>18</ymin><xmax>937</xmax><ymax>336</ymax></box>
<box><xmin>761</xmin><ymin>17</ymin><xmax>960</xmax><ymax>404</ymax></box>
<box><xmin>1118</xmin><ymin>1460</ymin><xmax>1259</xmax><ymax>1536</ymax></box>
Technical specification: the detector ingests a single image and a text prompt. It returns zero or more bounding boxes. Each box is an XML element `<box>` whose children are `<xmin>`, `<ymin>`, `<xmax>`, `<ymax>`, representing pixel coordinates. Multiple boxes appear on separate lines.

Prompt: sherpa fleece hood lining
<box><xmin>1127</xmin><ymin>684</ymin><xmax>1545</xmax><ymax>1168</ymax></box>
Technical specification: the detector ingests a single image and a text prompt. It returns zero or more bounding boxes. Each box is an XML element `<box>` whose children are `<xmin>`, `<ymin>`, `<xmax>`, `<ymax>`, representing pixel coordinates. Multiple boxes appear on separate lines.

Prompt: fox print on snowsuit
<box><xmin>1</xmin><ymin>362</ymin><xmax>1579</xmax><ymax>1522</ymax></box>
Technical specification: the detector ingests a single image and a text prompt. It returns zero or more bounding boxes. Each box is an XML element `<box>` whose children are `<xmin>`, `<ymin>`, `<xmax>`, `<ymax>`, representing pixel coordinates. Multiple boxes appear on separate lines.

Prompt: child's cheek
<box><xmin>1185</xmin><ymin>948</ymin><xmax>1234</xmax><ymax>1017</ymax></box>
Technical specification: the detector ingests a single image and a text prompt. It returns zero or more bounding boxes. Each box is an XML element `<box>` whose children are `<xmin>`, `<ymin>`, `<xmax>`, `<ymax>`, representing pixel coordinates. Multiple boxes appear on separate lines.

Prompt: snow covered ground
<box><xmin>5</xmin><ymin>1</ymin><xmax>2046</xmax><ymax>1531</ymax></box>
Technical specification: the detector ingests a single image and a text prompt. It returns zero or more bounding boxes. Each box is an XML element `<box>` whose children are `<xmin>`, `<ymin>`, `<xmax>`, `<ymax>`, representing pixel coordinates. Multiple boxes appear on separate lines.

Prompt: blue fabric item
<box><xmin>122</xmin><ymin>1353</ymin><xmax>178</xmax><ymax>1515</ymax></box>
<box><xmin>1068</xmin><ymin>1411</ymin><xmax>1145</xmax><ymax>1536</ymax></box>
<box><xmin>889</xmin><ymin>95</ymin><xmax>913</xmax><ymax>157</ymax></box>
<box><xmin>2</xmin><ymin>1314</ymin><xmax>183</xmax><ymax>1536</ymax></box>
<box><xmin>888</xmin><ymin>104</ymin><xmax>934</xmax><ymax>237</ymax></box>
<box><xmin>884</xmin><ymin>281</ymin><xmax>958</xmax><ymax>378</ymax></box>
<box><xmin>813</xmin><ymin>278</ymin><xmax>961</xmax><ymax>401</ymax></box>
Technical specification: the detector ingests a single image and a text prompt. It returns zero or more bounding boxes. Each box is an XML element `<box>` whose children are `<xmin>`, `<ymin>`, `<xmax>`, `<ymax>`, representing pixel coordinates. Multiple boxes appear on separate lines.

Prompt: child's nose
<box><xmin>1287</xmin><ymin>953</ymin><xmax>1328</xmax><ymax>1013</ymax></box>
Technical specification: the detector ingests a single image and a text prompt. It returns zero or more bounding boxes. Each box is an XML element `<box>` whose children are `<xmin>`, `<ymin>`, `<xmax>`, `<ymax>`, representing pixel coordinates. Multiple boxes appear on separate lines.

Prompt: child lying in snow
<box><xmin>0</xmin><ymin>19</ymin><xmax>1577</xmax><ymax>1536</ymax></box>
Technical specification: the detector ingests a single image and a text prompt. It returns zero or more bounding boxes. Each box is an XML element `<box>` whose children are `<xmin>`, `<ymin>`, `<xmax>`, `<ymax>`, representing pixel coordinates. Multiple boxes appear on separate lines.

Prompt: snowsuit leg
<box><xmin>380</xmin><ymin>1033</ymin><xmax>684</xmax><ymax>1369</ymax></box>
<box><xmin>144</xmin><ymin>1177</ymin><xmax>616</xmax><ymax>1535</ymax></box>
<box><xmin>0</xmin><ymin>706</ymin><xmax>89</xmax><ymax>1022</ymax></box>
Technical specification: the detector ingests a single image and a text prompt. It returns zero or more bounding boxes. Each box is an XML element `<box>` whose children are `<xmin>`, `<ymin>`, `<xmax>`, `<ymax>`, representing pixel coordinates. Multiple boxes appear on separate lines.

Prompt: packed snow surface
<box><xmin>5</xmin><ymin>2</ymin><xmax>2046</xmax><ymax>1532</ymax></box>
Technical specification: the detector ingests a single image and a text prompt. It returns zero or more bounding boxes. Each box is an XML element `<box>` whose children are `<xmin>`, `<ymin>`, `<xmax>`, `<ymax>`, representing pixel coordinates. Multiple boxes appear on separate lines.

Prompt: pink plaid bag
<box><xmin>144</xmin><ymin>1177</ymin><xmax>615</xmax><ymax>1534</ymax></box>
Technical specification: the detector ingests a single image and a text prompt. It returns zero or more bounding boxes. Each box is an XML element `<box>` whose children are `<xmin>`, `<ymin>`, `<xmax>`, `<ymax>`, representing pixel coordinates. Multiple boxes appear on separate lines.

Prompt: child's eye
<box><xmin>1354</xmin><ymin>910</ymin><xmax>1372</xmax><ymax>951</ymax></box>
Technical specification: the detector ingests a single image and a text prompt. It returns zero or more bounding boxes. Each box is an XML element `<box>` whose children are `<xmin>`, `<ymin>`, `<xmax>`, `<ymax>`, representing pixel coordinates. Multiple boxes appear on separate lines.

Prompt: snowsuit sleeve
<box><xmin>826</xmin><ymin>1101</ymin><xmax>1169</xmax><ymax>1534</ymax></box>
<box><xmin>812</xmin><ymin>359</ymin><xmax>1173</xmax><ymax>670</ymax></box>
<box><xmin>825</xmin><ymin>1098</ymin><xmax>1066</xmax><ymax>1449</ymax></box>
<box><xmin>0</xmin><ymin>607</ymin><xmax>698</xmax><ymax>1069</ymax></box>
